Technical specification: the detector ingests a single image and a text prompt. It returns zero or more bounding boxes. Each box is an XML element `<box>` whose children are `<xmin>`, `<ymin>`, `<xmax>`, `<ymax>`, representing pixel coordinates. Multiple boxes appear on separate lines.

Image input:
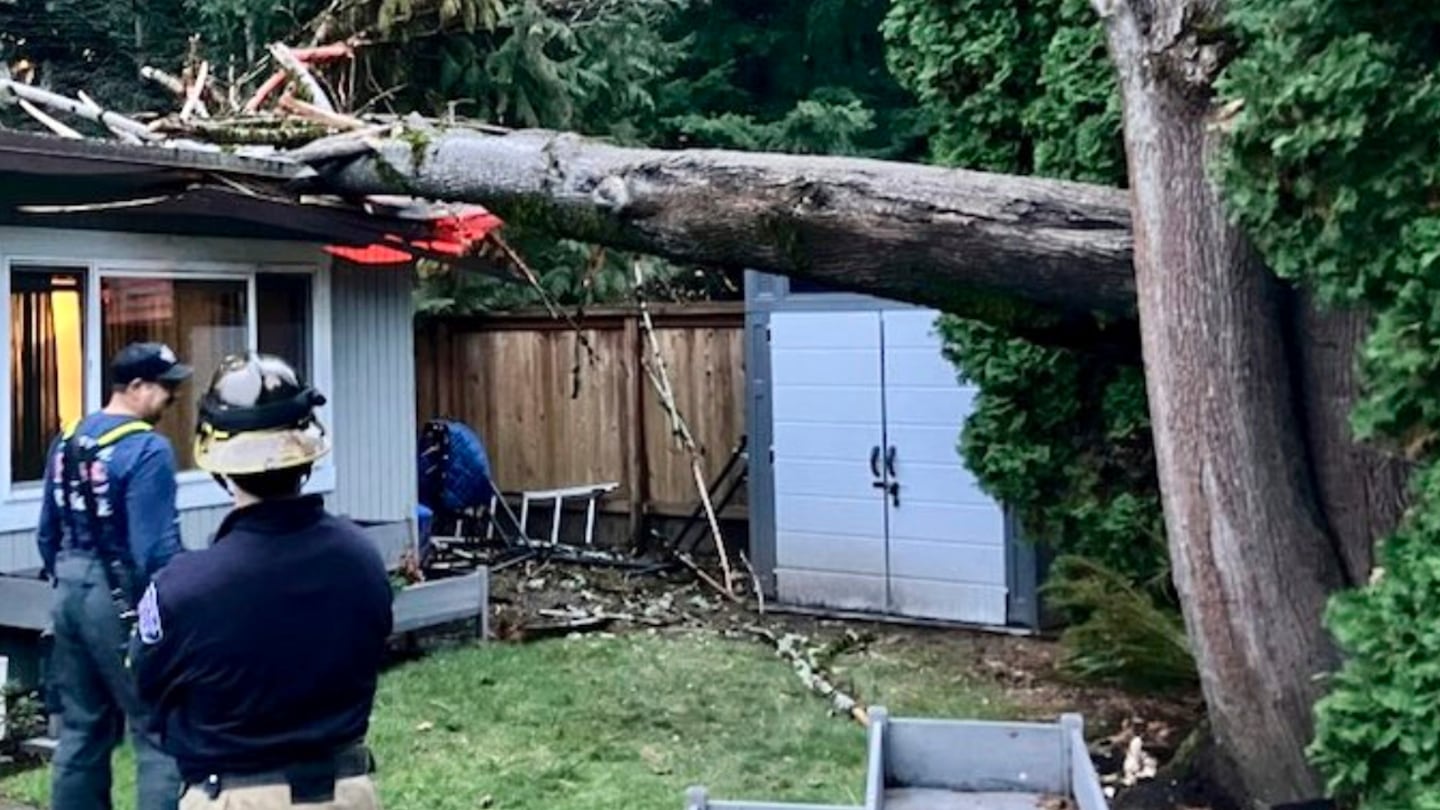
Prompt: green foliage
<box><xmin>0</xmin><ymin>683</ymin><xmax>46</xmax><ymax>751</ymax></box>
<box><xmin>1042</xmin><ymin>555</ymin><xmax>1196</xmax><ymax>691</ymax></box>
<box><xmin>882</xmin><ymin>0</ymin><xmax>1124</xmax><ymax>182</ymax></box>
<box><xmin>375</xmin><ymin>0</ymin><xmax>504</xmax><ymax>35</ymax></box>
<box><xmin>396</xmin><ymin>0</ymin><xmax>687</xmax><ymax>137</ymax></box>
<box><xmin>185</xmin><ymin>0</ymin><xmax>330</xmax><ymax>62</ymax></box>
<box><xmin>885</xmin><ymin>0</ymin><xmax>1163</xmax><ymax>598</ymax></box>
<box><xmin>1307</xmin><ymin>467</ymin><xmax>1440</xmax><ymax>807</ymax></box>
<box><xmin>413</xmin><ymin>235</ymin><xmax>691</xmax><ymax>315</ymax></box>
<box><xmin>661</xmin><ymin>90</ymin><xmax>880</xmax><ymax>156</ymax></box>
<box><xmin>653</xmin><ymin>0</ymin><xmax>927</xmax><ymax>159</ymax></box>
<box><xmin>940</xmin><ymin>319</ymin><xmax>1166</xmax><ymax>586</ymax></box>
<box><xmin>1216</xmin><ymin>0</ymin><xmax>1440</xmax><ymax>804</ymax></box>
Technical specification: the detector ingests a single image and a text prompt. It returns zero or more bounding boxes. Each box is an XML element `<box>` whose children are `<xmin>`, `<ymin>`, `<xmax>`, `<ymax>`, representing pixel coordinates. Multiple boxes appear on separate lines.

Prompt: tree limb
<box><xmin>745</xmin><ymin>626</ymin><xmax>869</xmax><ymax>726</ymax></box>
<box><xmin>269</xmin><ymin>43</ymin><xmax>337</xmax><ymax>114</ymax></box>
<box><xmin>140</xmin><ymin>66</ymin><xmax>187</xmax><ymax>97</ymax></box>
<box><xmin>0</xmin><ymin>80</ymin><xmax>156</xmax><ymax>142</ymax></box>
<box><xmin>634</xmin><ymin>259</ymin><xmax>735</xmax><ymax>595</ymax></box>
<box><xmin>180</xmin><ymin>61</ymin><xmax>210</xmax><ymax>120</ymax></box>
<box><xmin>301</xmin><ymin>127</ymin><xmax>1138</xmax><ymax>336</ymax></box>
<box><xmin>17</xmin><ymin>98</ymin><xmax>82</xmax><ymax>139</ymax></box>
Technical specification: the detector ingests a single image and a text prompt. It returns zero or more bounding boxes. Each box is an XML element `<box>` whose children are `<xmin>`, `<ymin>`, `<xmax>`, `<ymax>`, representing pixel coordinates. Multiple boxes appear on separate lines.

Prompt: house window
<box><xmin>101</xmin><ymin>274</ymin><xmax>316</xmax><ymax>472</ymax></box>
<box><xmin>9</xmin><ymin>267</ymin><xmax>86</xmax><ymax>483</ymax></box>
<box><xmin>101</xmin><ymin>277</ymin><xmax>250</xmax><ymax>471</ymax></box>
<box><xmin>0</xmin><ymin>240</ymin><xmax>337</xmax><ymax>542</ymax></box>
<box><xmin>256</xmin><ymin>272</ymin><xmax>313</xmax><ymax>380</ymax></box>
<box><xmin>8</xmin><ymin>267</ymin><xmax>317</xmax><ymax>483</ymax></box>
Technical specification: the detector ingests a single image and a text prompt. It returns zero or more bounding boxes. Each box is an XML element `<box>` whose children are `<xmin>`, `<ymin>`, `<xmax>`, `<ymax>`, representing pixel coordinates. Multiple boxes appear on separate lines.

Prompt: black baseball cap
<box><xmin>110</xmin><ymin>342</ymin><xmax>193</xmax><ymax>387</ymax></box>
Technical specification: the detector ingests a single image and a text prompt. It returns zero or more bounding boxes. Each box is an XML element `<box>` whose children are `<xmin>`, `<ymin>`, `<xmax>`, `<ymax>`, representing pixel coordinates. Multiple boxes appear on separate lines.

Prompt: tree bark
<box><xmin>300</xmin><ymin>128</ymin><xmax>1139</xmax><ymax>347</ymax></box>
<box><xmin>1290</xmin><ymin>299</ymin><xmax>1412</xmax><ymax>583</ymax></box>
<box><xmin>1095</xmin><ymin>0</ymin><xmax>1347</xmax><ymax>801</ymax></box>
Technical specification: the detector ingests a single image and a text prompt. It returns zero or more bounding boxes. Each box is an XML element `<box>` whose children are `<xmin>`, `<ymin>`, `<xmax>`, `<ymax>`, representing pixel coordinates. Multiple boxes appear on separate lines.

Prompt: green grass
<box><xmin>1</xmin><ymin>630</ymin><xmax>1013</xmax><ymax>810</ymax></box>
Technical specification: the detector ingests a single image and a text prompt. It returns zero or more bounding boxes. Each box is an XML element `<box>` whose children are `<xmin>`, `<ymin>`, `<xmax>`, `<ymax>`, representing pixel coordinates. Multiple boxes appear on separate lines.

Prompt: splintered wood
<box><xmin>632</xmin><ymin>261</ymin><xmax>737</xmax><ymax>600</ymax></box>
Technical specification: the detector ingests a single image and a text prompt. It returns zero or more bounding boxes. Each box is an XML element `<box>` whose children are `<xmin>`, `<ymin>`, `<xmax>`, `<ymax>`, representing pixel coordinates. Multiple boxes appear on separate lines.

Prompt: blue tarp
<box><xmin>418</xmin><ymin>419</ymin><xmax>496</xmax><ymax>514</ymax></box>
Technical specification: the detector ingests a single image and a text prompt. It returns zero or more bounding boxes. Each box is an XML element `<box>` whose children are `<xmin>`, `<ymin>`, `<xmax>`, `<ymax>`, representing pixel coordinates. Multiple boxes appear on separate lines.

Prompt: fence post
<box><xmin>625</xmin><ymin>313</ymin><xmax>650</xmax><ymax>546</ymax></box>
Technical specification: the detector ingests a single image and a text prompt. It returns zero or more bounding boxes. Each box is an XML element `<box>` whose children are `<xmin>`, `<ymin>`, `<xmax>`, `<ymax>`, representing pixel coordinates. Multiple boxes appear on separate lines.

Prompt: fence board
<box><xmin>416</xmin><ymin>304</ymin><xmax>746</xmax><ymax>536</ymax></box>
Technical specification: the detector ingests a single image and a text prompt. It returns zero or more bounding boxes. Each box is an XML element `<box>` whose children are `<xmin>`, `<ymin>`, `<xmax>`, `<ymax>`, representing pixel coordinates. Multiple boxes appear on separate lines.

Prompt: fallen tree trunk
<box><xmin>300</xmin><ymin>127</ymin><xmax>1139</xmax><ymax>349</ymax></box>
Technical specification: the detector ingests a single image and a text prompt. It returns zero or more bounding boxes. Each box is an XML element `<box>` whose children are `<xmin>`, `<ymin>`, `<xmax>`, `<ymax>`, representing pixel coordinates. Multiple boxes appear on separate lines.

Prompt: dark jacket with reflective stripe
<box><xmin>134</xmin><ymin>495</ymin><xmax>393</xmax><ymax>782</ymax></box>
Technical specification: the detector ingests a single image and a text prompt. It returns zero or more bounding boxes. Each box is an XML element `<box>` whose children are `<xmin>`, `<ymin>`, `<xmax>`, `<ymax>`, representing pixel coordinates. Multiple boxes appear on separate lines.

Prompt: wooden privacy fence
<box><xmin>415</xmin><ymin>303</ymin><xmax>747</xmax><ymax>543</ymax></box>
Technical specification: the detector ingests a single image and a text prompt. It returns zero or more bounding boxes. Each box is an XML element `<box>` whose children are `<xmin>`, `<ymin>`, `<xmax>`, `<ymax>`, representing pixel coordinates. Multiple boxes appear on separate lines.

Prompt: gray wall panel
<box><xmin>329</xmin><ymin>262</ymin><xmax>418</xmax><ymax>540</ymax></box>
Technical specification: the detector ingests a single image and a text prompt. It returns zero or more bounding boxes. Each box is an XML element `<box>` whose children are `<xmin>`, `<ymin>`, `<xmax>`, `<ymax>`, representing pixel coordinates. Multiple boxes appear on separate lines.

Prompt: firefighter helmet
<box><xmin>193</xmin><ymin>352</ymin><xmax>330</xmax><ymax>476</ymax></box>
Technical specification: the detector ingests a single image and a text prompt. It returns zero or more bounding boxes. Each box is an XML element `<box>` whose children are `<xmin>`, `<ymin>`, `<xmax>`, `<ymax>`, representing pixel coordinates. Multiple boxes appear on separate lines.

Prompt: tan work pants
<box><xmin>179</xmin><ymin>775</ymin><xmax>381</xmax><ymax>810</ymax></box>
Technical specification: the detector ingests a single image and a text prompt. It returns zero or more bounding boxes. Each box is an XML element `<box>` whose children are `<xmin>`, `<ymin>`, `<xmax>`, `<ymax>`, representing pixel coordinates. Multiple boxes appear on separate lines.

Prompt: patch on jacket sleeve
<box><xmin>138</xmin><ymin>583</ymin><xmax>163</xmax><ymax>645</ymax></box>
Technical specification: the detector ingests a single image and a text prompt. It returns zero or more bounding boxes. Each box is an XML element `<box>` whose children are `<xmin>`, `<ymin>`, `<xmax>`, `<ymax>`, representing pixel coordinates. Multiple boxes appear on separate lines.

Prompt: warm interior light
<box><xmin>50</xmin><ymin>283</ymin><xmax>83</xmax><ymax>426</ymax></box>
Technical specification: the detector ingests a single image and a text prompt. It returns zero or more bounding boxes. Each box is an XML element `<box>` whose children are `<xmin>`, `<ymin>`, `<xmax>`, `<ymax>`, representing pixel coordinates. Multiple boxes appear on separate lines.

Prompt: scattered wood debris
<box><xmin>1121</xmin><ymin>735</ymin><xmax>1160</xmax><ymax>787</ymax></box>
<box><xmin>744</xmin><ymin>625</ymin><xmax>870</xmax><ymax>727</ymax></box>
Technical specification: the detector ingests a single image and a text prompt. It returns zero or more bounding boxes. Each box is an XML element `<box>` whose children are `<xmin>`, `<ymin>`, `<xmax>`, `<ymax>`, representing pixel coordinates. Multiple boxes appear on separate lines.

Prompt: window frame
<box><xmin>0</xmin><ymin>231</ymin><xmax>335</xmax><ymax>534</ymax></box>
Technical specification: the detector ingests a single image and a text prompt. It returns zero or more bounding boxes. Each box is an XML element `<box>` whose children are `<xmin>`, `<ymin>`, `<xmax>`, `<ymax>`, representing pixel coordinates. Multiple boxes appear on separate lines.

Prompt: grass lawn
<box><xmin>0</xmin><ymin>629</ymin><xmax>1016</xmax><ymax>810</ymax></box>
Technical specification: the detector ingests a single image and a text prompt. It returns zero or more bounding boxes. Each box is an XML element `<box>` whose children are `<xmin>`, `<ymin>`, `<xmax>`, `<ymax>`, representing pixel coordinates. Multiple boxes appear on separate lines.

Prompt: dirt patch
<box><xmin>458</xmin><ymin>560</ymin><xmax>1220</xmax><ymax>810</ymax></box>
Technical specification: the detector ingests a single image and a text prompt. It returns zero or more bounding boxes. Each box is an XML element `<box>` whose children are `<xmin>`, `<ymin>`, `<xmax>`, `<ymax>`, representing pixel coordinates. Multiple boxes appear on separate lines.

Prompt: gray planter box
<box><xmin>391</xmin><ymin>569</ymin><xmax>489</xmax><ymax>638</ymax></box>
<box><xmin>686</xmin><ymin>708</ymin><xmax>1108</xmax><ymax>810</ymax></box>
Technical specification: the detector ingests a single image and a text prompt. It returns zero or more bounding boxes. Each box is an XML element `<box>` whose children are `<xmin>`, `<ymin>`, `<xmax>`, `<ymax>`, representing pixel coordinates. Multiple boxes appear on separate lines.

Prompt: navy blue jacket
<box><xmin>36</xmin><ymin>412</ymin><xmax>184</xmax><ymax>580</ymax></box>
<box><xmin>134</xmin><ymin>495</ymin><xmax>393</xmax><ymax>781</ymax></box>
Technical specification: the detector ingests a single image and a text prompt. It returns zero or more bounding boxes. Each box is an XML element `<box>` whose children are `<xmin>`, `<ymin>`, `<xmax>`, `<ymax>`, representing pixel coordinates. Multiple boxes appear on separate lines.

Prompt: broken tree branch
<box><xmin>144</xmin><ymin>64</ymin><xmax>224</xmax><ymax>116</ymax></box>
<box><xmin>634</xmin><ymin>260</ymin><xmax>736</xmax><ymax>595</ymax></box>
<box><xmin>17</xmin><ymin>98</ymin><xmax>82</xmax><ymax>139</ymax></box>
<box><xmin>674</xmin><ymin>552</ymin><xmax>739</xmax><ymax>604</ymax></box>
<box><xmin>746</xmin><ymin>626</ymin><xmax>869</xmax><ymax>726</ymax></box>
<box><xmin>279</xmin><ymin>94</ymin><xmax>367</xmax><ymax>130</ymax></box>
<box><xmin>301</xmin><ymin>127</ymin><xmax>1138</xmax><ymax>349</ymax></box>
<box><xmin>141</xmin><ymin>65</ymin><xmax>187</xmax><ymax>97</ymax></box>
<box><xmin>245</xmin><ymin>70</ymin><xmax>289</xmax><ymax>113</ymax></box>
<box><xmin>148</xmin><ymin>116</ymin><xmax>335</xmax><ymax>147</ymax></box>
<box><xmin>291</xmin><ymin>42</ymin><xmax>359</xmax><ymax>62</ymax></box>
<box><xmin>740</xmin><ymin>550</ymin><xmax>765</xmax><ymax>615</ymax></box>
<box><xmin>0</xmin><ymin>80</ymin><xmax>156</xmax><ymax>142</ymax></box>
<box><xmin>486</xmin><ymin>232</ymin><xmax>602</xmax><ymax>375</ymax></box>
<box><xmin>269</xmin><ymin>42</ymin><xmax>337</xmax><ymax>114</ymax></box>
<box><xmin>181</xmin><ymin>61</ymin><xmax>210</xmax><ymax>121</ymax></box>
<box><xmin>75</xmin><ymin>91</ymin><xmax>145</xmax><ymax>144</ymax></box>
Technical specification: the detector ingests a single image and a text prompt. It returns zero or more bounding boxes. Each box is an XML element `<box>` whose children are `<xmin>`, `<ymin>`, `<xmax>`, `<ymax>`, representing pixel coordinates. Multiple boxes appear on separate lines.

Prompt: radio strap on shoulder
<box><xmin>56</xmin><ymin>418</ymin><xmax>154</xmax><ymax>620</ymax></box>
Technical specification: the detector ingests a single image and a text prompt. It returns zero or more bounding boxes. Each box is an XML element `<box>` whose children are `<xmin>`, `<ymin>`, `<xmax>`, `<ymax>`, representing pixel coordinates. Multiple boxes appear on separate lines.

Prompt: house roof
<box><xmin>0</xmin><ymin>129</ymin><xmax>505</xmax><ymax>266</ymax></box>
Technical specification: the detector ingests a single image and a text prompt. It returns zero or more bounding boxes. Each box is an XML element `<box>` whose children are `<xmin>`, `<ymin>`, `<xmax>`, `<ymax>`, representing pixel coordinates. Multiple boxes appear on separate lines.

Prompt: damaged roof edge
<box><xmin>0</xmin><ymin>128</ymin><xmax>513</xmax><ymax>280</ymax></box>
<box><xmin>0</xmin><ymin>128</ymin><xmax>304</xmax><ymax>180</ymax></box>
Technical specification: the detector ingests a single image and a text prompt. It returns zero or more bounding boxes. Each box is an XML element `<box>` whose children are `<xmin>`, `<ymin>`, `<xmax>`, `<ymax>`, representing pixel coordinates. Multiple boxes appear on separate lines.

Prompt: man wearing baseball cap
<box><xmin>37</xmin><ymin>342</ymin><xmax>192</xmax><ymax>810</ymax></box>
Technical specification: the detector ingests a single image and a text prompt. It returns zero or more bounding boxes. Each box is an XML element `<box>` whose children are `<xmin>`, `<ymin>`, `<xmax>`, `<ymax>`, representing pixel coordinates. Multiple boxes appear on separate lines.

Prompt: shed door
<box><xmin>770</xmin><ymin>311</ymin><xmax>889</xmax><ymax>611</ymax></box>
<box><xmin>880</xmin><ymin>309</ymin><xmax>1008</xmax><ymax>624</ymax></box>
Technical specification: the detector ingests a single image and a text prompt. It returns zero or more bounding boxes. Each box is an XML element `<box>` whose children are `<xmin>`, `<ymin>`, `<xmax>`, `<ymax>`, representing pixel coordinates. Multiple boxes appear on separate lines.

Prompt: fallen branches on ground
<box><xmin>745</xmin><ymin>625</ymin><xmax>869</xmax><ymax>726</ymax></box>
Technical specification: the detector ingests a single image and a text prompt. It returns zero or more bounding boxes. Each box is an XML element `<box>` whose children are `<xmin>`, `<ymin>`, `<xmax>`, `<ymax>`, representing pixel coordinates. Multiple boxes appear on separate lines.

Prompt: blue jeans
<box><xmin>49</xmin><ymin>553</ymin><xmax>181</xmax><ymax>810</ymax></box>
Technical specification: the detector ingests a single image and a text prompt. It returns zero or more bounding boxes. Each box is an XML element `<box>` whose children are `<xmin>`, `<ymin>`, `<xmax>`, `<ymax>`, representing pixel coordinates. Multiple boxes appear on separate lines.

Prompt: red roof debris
<box><xmin>323</xmin><ymin>207</ymin><xmax>505</xmax><ymax>265</ymax></box>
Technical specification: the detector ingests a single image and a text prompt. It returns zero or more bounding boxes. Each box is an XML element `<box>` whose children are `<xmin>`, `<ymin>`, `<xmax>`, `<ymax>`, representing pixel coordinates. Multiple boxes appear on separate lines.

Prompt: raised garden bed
<box><xmin>686</xmin><ymin>708</ymin><xmax>1107</xmax><ymax>810</ymax></box>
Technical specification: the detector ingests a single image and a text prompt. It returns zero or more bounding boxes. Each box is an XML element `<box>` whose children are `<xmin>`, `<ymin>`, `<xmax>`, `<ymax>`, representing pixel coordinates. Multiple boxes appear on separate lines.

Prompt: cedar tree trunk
<box><xmin>1095</xmin><ymin>0</ymin><xmax>1347</xmax><ymax>801</ymax></box>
